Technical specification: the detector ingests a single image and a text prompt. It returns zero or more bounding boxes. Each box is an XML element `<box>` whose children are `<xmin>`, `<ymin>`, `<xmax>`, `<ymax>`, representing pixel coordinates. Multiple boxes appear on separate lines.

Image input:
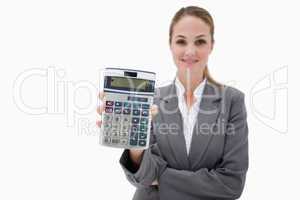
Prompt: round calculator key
<box><xmin>120</xmin><ymin>139</ymin><xmax>128</xmax><ymax>145</ymax></box>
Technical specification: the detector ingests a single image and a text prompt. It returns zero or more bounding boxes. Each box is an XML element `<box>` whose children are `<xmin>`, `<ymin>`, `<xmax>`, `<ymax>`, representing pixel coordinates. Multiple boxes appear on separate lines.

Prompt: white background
<box><xmin>0</xmin><ymin>0</ymin><xmax>299</xmax><ymax>199</ymax></box>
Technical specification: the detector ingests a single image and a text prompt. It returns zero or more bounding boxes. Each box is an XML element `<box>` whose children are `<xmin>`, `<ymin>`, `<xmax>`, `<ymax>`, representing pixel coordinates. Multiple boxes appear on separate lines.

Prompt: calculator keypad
<box><xmin>101</xmin><ymin>97</ymin><xmax>151</xmax><ymax>149</ymax></box>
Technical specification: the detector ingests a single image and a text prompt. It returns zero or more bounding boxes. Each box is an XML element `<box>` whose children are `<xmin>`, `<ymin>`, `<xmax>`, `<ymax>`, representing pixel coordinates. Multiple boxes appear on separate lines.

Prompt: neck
<box><xmin>177</xmin><ymin>70</ymin><xmax>204</xmax><ymax>93</ymax></box>
<box><xmin>177</xmin><ymin>69</ymin><xmax>205</xmax><ymax>109</ymax></box>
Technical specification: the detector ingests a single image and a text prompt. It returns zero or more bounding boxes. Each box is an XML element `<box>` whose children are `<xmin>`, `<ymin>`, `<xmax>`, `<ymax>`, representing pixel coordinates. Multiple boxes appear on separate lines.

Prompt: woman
<box><xmin>97</xmin><ymin>6</ymin><xmax>248</xmax><ymax>200</ymax></box>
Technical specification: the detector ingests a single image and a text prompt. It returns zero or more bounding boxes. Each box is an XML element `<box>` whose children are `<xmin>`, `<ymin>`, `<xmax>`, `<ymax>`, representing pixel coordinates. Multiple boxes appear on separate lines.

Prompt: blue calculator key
<box><xmin>106</xmin><ymin>101</ymin><xmax>114</xmax><ymax>106</ymax></box>
<box><xmin>130</xmin><ymin>131</ymin><xmax>138</xmax><ymax>139</ymax></box>
<box><xmin>133</xmin><ymin>103</ymin><xmax>141</xmax><ymax>109</ymax></box>
<box><xmin>115</xmin><ymin>101</ymin><xmax>122</xmax><ymax>107</ymax></box>
<box><xmin>131</xmin><ymin>125</ymin><xmax>139</xmax><ymax>132</ymax></box>
<box><xmin>123</xmin><ymin>108</ymin><xmax>131</xmax><ymax>115</ymax></box>
<box><xmin>132</xmin><ymin>109</ymin><xmax>140</xmax><ymax>116</ymax></box>
<box><xmin>140</xmin><ymin>118</ymin><xmax>148</xmax><ymax>124</ymax></box>
<box><xmin>139</xmin><ymin>125</ymin><xmax>148</xmax><ymax>132</ymax></box>
<box><xmin>105</xmin><ymin>107</ymin><xmax>113</xmax><ymax>113</ymax></box>
<box><xmin>132</xmin><ymin>117</ymin><xmax>140</xmax><ymax>124</ymax></box>
<box><xmin>114</xmin><ymin>107</ymin><xmax>122</xmax><ymax>114</ymax></box>
<box><xmin>138</xmin><ymin>140</ymin><xmax>146</xmax><ymax>146</ymax></box>
<box><xmin>123</xmin><ymin>102</ymin><xmax>131</xmax><ymax>108</ymax></box>
<box><xmin>139</xmin><ymin>133</ymin><xmax>147</xmax><ymax>140</ymax></box>
<box><xmin>130</xmin><ymin>139</ymin><xmax>138</xmax><ymax>146</ymax></box>
<box><xmin>142</xmin><ymin>104</ymin><xmax>150</xmax><ymax>109</ymax></box>
<box><xmin>141</xmin><ymin>110</ymin><xmax>149</xmax><ymax>117</ymax></box>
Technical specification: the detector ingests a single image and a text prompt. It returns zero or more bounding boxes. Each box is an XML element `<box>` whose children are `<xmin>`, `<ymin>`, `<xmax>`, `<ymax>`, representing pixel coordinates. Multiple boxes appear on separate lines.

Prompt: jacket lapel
<box><xmin>159</xmin><ymin>82</ymin><xmax>189</xmax><ymax>170</ymax></box>
<box><xmin>188</xmin><ymin>81</ymin><xmax>222</xmax><ymax>169</ymax></box>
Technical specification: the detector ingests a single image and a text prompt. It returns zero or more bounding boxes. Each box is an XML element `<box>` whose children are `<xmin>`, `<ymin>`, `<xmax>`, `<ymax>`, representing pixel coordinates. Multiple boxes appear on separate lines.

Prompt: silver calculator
<box><xmin>100</xmin><ymin>68</ymin><xmax>156</xmax><ymax>149</ymax></box>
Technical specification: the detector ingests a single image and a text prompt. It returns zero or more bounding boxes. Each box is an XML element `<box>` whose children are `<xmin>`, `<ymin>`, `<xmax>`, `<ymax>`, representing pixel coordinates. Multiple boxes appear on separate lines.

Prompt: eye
<box><xmin>176</xmin><ymin>39</ymin><xmax>186</xmax><ymax>45</ymax></box>
<box><xmin>195</xmin><ymin>39</ymin><xmax>207</xmax><ymax>46</ymax></box>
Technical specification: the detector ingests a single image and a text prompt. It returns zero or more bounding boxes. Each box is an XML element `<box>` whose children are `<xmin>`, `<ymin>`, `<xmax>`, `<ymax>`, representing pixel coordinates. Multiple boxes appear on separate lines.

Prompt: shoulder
<box><xmin>222</xmin><ymin>85</ymin><xmax>245</xmax><ymax>102</ymax></box>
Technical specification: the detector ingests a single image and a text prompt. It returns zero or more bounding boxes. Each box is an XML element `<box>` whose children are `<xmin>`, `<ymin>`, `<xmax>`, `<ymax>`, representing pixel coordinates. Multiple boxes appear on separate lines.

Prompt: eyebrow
<box><xmin>175</xmin><ymin>34</ymin><xmax>207</xmax><ymax>39</ymax></box>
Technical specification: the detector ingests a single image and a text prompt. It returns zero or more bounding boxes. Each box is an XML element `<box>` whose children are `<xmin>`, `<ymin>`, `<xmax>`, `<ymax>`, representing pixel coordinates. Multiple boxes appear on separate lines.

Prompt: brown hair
<box><xmin>169</xmin><ymin>6</ymin><xmax>223</xmax><ymax>88</ymax></box>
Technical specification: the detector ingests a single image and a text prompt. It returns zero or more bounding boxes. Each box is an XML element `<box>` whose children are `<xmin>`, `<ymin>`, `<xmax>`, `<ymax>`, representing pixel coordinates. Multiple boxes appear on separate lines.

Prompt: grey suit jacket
<box><xmin>119</xmin><ymin>80</ymin><xmax>249</xmax><ymax>200</ymax></box>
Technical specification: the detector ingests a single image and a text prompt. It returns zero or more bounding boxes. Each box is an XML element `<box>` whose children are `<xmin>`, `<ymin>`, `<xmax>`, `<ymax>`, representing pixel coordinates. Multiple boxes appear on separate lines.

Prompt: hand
<box><xmin>151</xmin><ymin>179</ymin><xmax>159</xmax><ymax>186</ymax></box>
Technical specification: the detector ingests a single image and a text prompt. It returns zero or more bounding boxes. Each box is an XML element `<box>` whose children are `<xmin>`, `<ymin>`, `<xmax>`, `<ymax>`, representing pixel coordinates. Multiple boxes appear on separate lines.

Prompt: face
<box><xmin>170</xmin><ymin>16</ymin><xmax>214</xmax><ymax>76</ymax></box>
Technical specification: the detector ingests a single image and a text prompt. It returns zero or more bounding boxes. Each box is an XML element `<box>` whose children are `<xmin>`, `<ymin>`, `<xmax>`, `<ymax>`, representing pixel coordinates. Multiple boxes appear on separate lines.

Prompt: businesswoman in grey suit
<box><xmin>98</xmin><ymin>6</ymin><xmax>248</xmax><ymax>200</ymax></box>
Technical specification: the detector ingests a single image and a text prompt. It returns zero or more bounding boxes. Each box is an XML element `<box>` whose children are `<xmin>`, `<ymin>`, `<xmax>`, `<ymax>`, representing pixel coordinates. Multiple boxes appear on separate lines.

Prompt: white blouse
<box><xmin>175</xmin><ymin>77</ymin><xmax>207</xmax><ymax>155</ymax></box>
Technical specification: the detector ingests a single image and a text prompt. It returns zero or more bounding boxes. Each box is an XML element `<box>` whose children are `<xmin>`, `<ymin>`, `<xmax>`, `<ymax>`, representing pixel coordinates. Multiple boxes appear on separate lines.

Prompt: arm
<box><xmin>119</xmin><ymin>123</ymin><xmax>168</xmax><ymax>188</ymax></box>
<box><xmin>158</xmin><ymin>92</ymin><xmax>249</xmax><ymax>199</ymax></box>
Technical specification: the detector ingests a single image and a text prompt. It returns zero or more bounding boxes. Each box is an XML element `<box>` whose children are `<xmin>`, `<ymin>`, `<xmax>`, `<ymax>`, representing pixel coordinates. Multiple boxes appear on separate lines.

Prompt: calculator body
<box><xmin>100</xmin><ymin>68</ymin><xmax>156</xmax><ymax>149</ymax></box>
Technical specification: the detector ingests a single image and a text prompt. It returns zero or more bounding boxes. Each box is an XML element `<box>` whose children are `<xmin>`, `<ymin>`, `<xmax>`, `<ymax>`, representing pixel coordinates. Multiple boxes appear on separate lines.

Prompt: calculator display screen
<box><xmin>105</xmin><ymin>76</ymin><xmax>155</xmax><ymax>92</ymax></box>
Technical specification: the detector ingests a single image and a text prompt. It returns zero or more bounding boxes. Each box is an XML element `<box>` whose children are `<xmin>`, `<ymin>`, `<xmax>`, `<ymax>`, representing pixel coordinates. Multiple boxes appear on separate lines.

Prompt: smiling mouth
<box><xmin>180</xmin><ymin>59</ymin><xmax>199</xmax><ymax>65</ymax></box>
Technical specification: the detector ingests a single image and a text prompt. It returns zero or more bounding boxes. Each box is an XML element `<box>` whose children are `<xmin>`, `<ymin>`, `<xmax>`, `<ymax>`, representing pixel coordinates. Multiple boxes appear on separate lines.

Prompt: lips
<box><xmin>180</xmin><ymin>58</ymin><xmax>199</xmax><ymax>66</ymax></box>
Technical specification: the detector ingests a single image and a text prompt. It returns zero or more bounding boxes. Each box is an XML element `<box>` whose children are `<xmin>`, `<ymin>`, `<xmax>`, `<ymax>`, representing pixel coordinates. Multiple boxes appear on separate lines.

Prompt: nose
<box><xmin>184</xmin><ymin>44</ymin><xmax>197</xmax><ymax>57</ymax></box>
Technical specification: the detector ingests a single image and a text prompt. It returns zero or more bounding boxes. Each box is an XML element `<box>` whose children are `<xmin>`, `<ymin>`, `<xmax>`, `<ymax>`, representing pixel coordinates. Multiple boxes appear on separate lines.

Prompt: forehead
<box><xmin>172</xmin><ymin>16</ymin><xmax>211</xmax><ymax>37</ymax></box>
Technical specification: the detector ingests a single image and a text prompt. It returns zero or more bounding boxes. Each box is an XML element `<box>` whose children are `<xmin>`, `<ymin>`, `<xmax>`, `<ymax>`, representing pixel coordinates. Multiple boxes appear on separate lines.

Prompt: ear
<box><xmin>209</xmin><ymin>40</ymin><xmax>214</xmax><ymax>53</ymax></box>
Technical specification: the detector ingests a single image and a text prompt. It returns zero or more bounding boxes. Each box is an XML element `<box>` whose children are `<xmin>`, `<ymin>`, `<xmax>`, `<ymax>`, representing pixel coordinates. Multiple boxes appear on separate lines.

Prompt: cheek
<box><xmin>197</xmin><ymin>48</ymin><xmax>211</xmax><ymax>59</ymax></box>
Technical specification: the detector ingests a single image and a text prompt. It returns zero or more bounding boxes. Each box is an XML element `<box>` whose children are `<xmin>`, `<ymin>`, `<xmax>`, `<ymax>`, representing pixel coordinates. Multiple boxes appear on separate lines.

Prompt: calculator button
<box><xmin>111</xmin><ymin>130</ymin><xmax>119</xmax><ymax>137</ymax></box>
<box><xmin>130</xmin><ymin>131</ymin><xmax>138</xmax><ymax>140</ymax></box>
<box><xmin>120</xmin><ymin>139</ymin><xmax>128</xmax><ymax>145</ymax></box>
<box><xmin>140</xmin><ymin>118</ymin><xmax>148</xmax><ymax>124</ymax></box>
<box><xmin>142</xmin><ymin>104</ymin><xmax>150</xmax><ymax>109</ymax></box>
<box><xmin>111</xmin><ymin>138</ymin><xmax>120</xmax><ymax>144</ymax></box>
<box><xmin>139</xmin><ymin>125</ymin><xmax>148</xmax><ymax>132</ymax></box>
<box><xmin>103</xmin><ymin>137</ymin><xmax>111</xmax><ymax>144</ymax></box>
<box><xmin>114</xmin><ymin>107</ymin><xmax>122</xmax><ymax>114</ymax></box>
<box><xmin>131</xmin><ymin>125</ymin><xmax>139</xmax><ymax>133</ymax></box>
<box><xmin>124</xmin><ymin>102</ymin><xmax>131</xmax><ymax>108</ymax></box>
<box><xmin>141</xmin><ymin>110</ymin><xmax>149</xmax><ymax>117</ymax></box>
<box><xmin>113</xmin><ymin>115</ymin><xmax>121</xmax><ymax>123</ymax></box>
<box><xmin>106</xmin><ymin>101</ymin><xmax>114</xmax><ymax>106</ymax></box>
<box><xmin>139</xmin><ymin>133</ymin><xmax>147</xmax><ymax>140</ymax></box>
<box><xmin>122</xmin><ymin>116</ymin><xmax>131</xmax><ymax>124</ymax></box>
<box><xmin>132</xmin><ymin>117</ymin><xmax>140</xmax><ymax>124</ymax></box>
<box><xmin>120</xmin><ymin>131</ymin><xmax>129</xmax><ymax>137</ymax></box>
<box><xmin>130</xmin><ymin>139</ymin><xmax>138</xmax><ymax>146</ymax></box>
<box><xmin>123</xmin><ymin>108</ymin><xmax>131</xmax><ymax>115</ymax></box>
<box><xmin>132</xmin><ymin>110</ymin><xmax>140</xmax><ymax>116</ymax></box>
<box><xmin>133</xmin><ymin>103</ymin><xmax>141</xmax><ymax>109</ymax></box>
<box><xmin>105</xmin><ymin>107</ymin><xmax>113</xmax><ymax>113</ymax></box>
<box><xmin>103</xmin><ymin>114</ymin><xmax>113</xmax><ymax>121</ymax></box>
<box><xmin>138</xmin><ymin>140</ymin><xmax>146</xmax><ymax>146</ymax></box>
<box><xmin>115</xmin><ymin>101</ymin><xmax>122</xmax><ymax>107</ymax></box>
<box><xmin>122</xmin><ymin>124</ymin><xmax>129</xmax><ymax>131</ymax></box>
<box><xmin>103</xmin><ymin>122</ymin><xmax>112</xmax><ymax>129</ymax></box>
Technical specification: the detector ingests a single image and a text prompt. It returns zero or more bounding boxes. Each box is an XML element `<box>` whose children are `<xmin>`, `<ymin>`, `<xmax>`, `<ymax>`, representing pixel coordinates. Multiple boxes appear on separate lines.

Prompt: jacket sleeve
<box><xmin>119</xmin><ymin>123</ymin><xmax>168</xmax><ymax>188</ymax></box>
<box><xmin>158</xmin><ymin>92</ymin><xmax>249</xmax><ymax>199</ymax></box>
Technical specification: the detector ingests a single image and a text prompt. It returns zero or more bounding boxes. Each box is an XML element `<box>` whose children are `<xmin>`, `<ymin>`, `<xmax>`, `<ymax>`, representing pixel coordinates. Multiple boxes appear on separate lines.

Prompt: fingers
<box><xmin>96</xmin><ymin>120</ymin><xmax>102</xmax><ymax>128</ymax></box>
<box><xmin>98</xmin><ymin>92</ymin><xmax>105</xmax><ymax>100</ymax></box>
<box><xmin>151</xmin><ymin>180</ymin><xmax>159</xmax><ymax>185</ymax></box>
<box><xmin>150</xmin><ymin>104</ymin><xmax>158</xmax><ymax>118</ymax></box>
<box><xmin>97</xmin><ymin>104</ymin><xmax>104</xmax><ymax>115</ymax></box>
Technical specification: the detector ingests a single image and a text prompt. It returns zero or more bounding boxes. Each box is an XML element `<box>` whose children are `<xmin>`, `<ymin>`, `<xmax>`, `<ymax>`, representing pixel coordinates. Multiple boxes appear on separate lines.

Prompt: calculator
<box><xmin>100</xmin><ymin>68</ymin><xmax>156</xmax><ymax>149</ymax></box>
